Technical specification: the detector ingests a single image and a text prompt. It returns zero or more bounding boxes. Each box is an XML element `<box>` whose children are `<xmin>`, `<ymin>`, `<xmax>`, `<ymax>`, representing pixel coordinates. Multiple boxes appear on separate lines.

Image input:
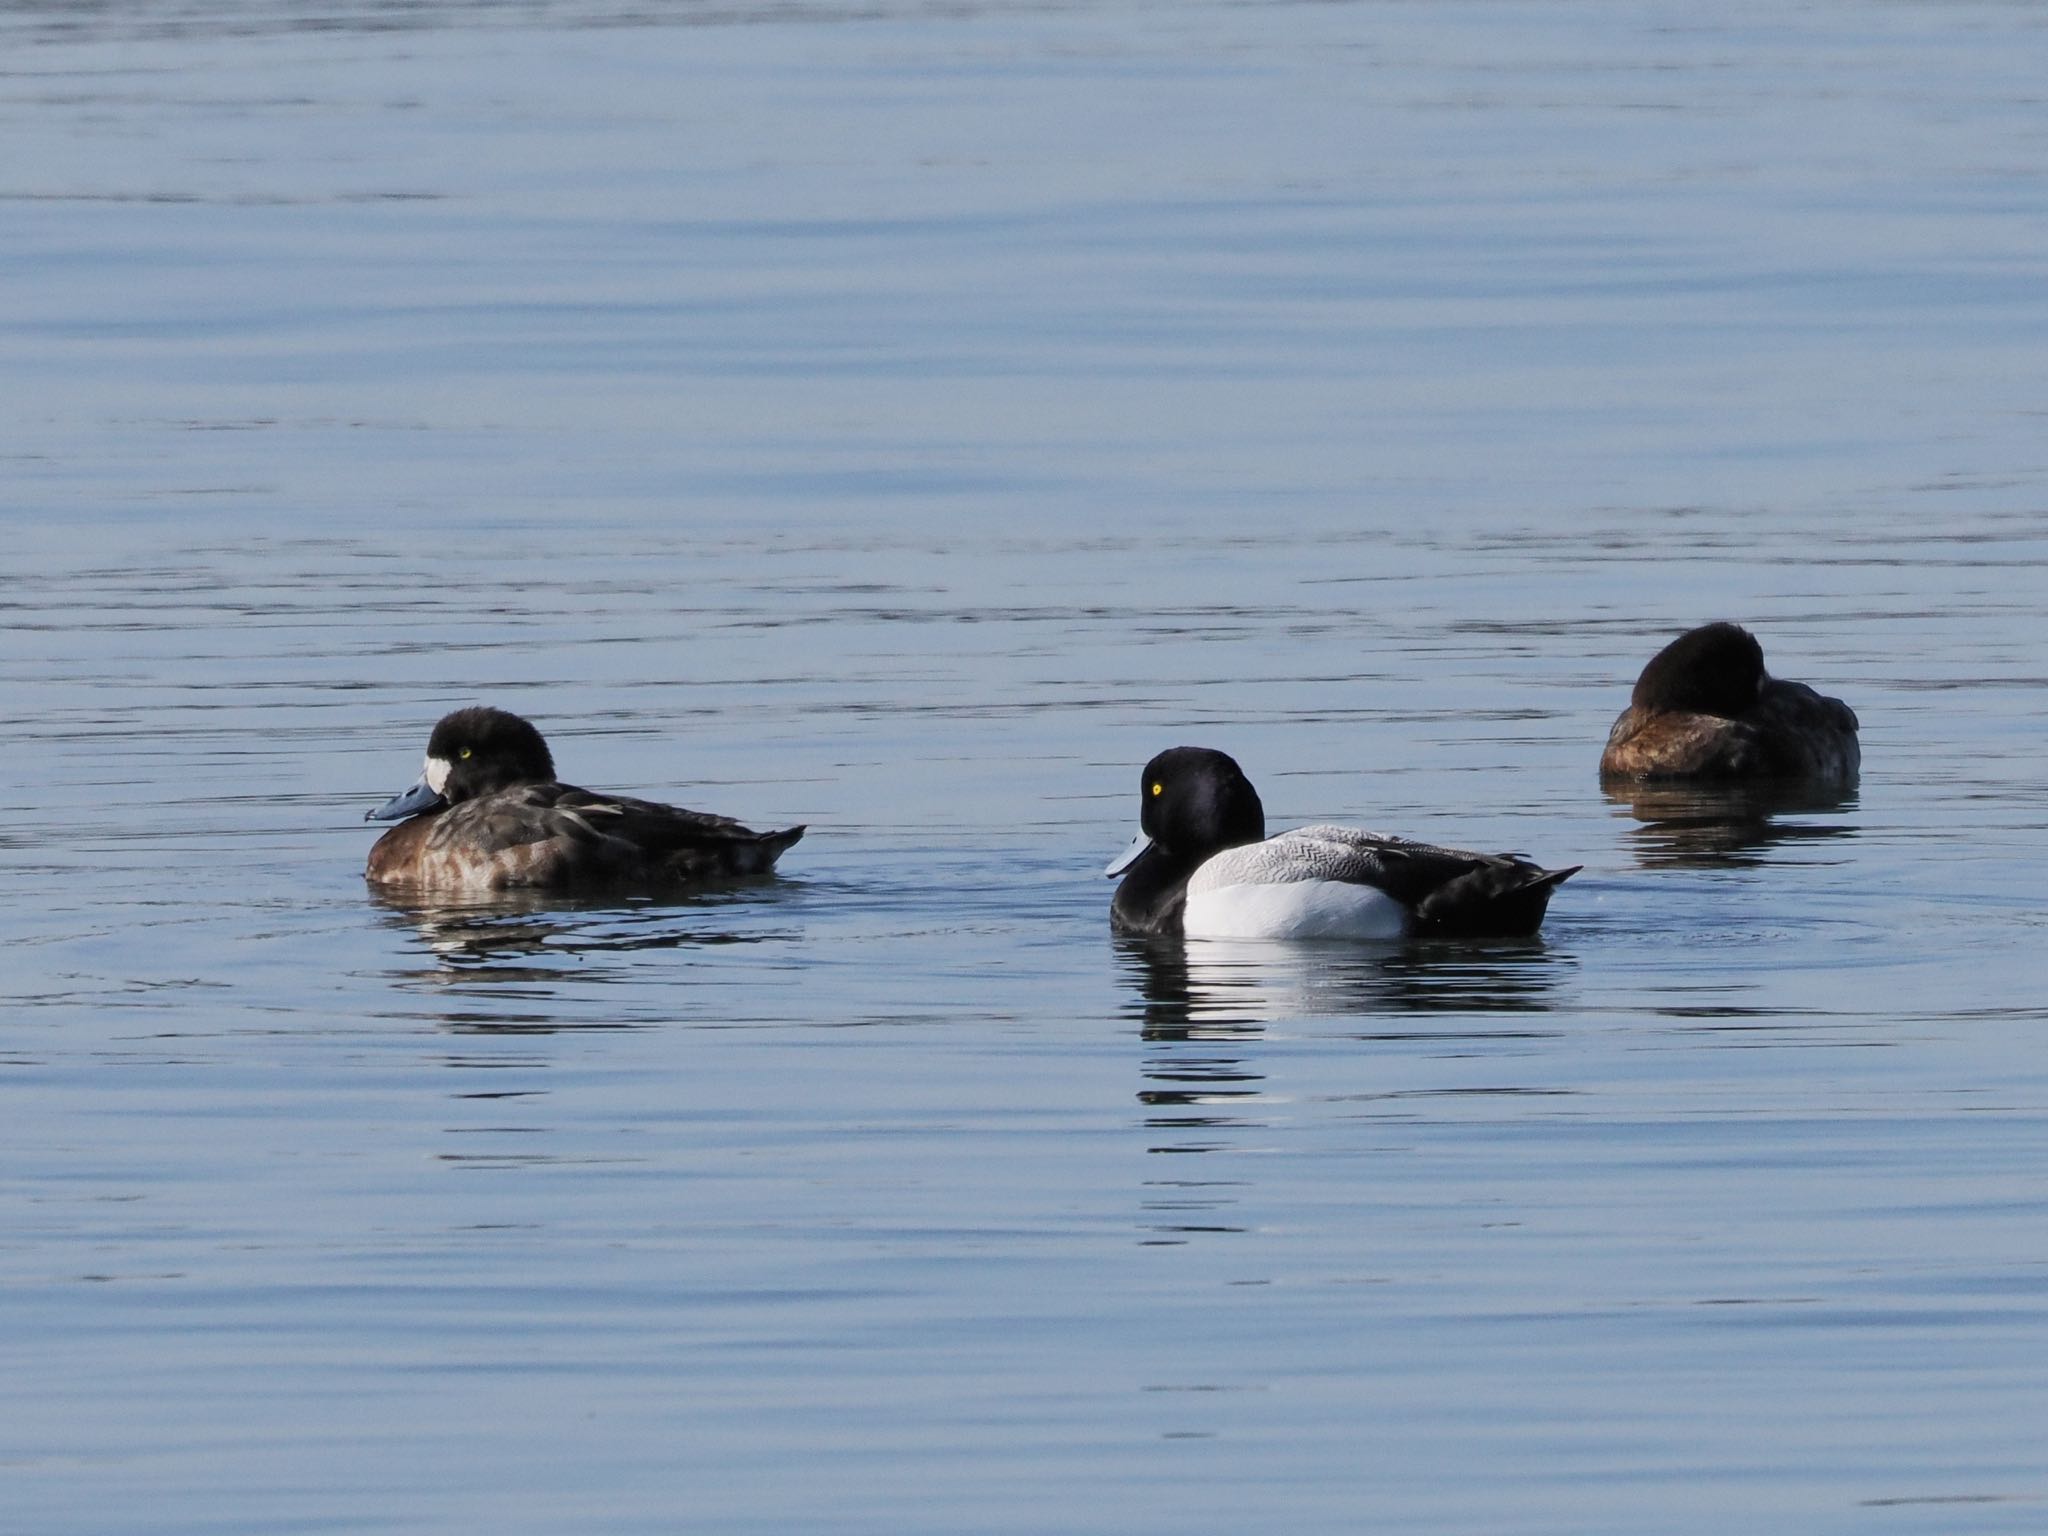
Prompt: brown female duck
<box><xmin>1600</xmin><ymin>624</ymin><xmax>1859</xmax><ymax>783</ymax></box>
<box><xmin>366</xmin><ymin>707</ymin><xmax>802</xmax><ymax>893</ymax></box>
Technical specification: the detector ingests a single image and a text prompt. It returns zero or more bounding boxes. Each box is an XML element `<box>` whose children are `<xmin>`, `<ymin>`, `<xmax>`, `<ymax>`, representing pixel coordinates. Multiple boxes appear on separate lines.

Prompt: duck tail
<box><xmin>1415</xmin><ymin>862</ymin><xmax>1580</xmax><ymax>938</ymax></box>
<box><xmin>757</xmin><ymin>824</ymin><xmax>805</xmax><ymax>870</ymax></box>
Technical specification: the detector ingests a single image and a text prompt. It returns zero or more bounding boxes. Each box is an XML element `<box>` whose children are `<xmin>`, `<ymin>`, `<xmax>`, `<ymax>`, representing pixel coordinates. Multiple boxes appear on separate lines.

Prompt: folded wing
<box><xmin>1190</xmin><ymin>825</ymin><xmax>1575</xmax><ymax>938</ymax></box>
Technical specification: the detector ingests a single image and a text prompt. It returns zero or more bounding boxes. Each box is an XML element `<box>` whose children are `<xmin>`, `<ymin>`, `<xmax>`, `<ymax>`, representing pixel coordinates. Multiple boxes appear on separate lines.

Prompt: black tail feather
<box><xmin>1414</xmin><ymin>862</ymin><xmax>1579</xmax><ymax>938</ymax></box>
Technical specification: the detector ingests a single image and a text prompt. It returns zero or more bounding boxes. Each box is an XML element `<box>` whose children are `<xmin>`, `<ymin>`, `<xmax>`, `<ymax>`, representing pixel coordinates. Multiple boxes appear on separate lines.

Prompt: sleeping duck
<box><xmin>1599</xmin><ymin>623</ymin><xmax>1859</xmax><ymax>783</ymax></box>
<box><xmin>365</xmin><ymin>707</ymin><xmax>802</xmax><ymax>893</ymax></box>
<box><xmin>1107</xmin><ymin>746</ymin><xmax>1577</xmax><ymax>940</ymax></box>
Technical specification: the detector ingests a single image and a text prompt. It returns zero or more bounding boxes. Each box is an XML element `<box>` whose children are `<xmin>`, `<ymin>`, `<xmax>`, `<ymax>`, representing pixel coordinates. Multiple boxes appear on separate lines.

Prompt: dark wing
<box><xmin>1276</xmin><ymin>826</ymin><xmax>1577</xmax><ymax>938</ymax></box>
<box><xmin>1753</xmin><ymin>680</ymin><xmax>1861</xmax><ymax>780</ymax></box>
<box><xmin>550</xmin><ymin>785</ymin><xmax>804</xmax><ymax>880</ymax></box>
<box><xmin>553</xmin><ymin>785</ymin><xmax>759</xmax><ymax>843</ymax></box>
<box><xmin>428</xmin><ymin>782</ymin><xmax>801</xmax><ymax>886</ymax></box>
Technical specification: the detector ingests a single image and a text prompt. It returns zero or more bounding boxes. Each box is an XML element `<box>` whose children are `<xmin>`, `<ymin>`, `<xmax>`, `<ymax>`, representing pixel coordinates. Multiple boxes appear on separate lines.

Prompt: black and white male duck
<box><xmin>1599</xmin><ymin>623</ymin><xmax>1859</xmax><ymax>783</ymax></box>
<box><xmin>365</xmin><ymin>707</ymin><xmax>803</xmax><ymax>893</ymax></box>
<box><xmin>1107</xmin><ymin>747</ymin><xmax>1578</xmax><ymax>940</ymax></box>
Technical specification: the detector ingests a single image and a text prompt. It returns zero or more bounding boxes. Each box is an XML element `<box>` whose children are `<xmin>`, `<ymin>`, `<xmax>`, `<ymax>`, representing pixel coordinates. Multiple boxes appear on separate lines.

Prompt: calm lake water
<box><xmin>7</xmin><ymin>1</ymin><xmax>2048</xmax><ymax>1531</ymax></box>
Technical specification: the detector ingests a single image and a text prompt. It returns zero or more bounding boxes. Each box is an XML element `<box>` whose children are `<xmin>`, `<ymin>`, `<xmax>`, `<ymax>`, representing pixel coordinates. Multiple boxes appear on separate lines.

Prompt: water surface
<box><xmin>7</xmin><ymin>2</ymin><xmax>2048</xmax><ymax>1531</ymax></box>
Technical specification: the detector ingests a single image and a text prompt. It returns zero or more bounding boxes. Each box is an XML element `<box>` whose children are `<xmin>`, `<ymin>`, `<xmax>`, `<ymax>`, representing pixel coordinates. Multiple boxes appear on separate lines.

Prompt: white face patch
<box><xmin>424</xmin><ymin>755</ymin><xmax>453</xmax><ymax>796</ymax></box>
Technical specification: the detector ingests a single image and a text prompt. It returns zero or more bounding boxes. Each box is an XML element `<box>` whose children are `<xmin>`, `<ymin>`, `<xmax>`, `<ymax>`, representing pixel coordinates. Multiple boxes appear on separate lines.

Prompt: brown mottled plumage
<box><xmin>365</xmin><ymin>707</ymin><xmax>802</xmax><ymax>894</ymax></box>
<box><xmin>1599</xmin><ymin>623</ymin><xmax>1859</xmax><ymax>783</ymax></box>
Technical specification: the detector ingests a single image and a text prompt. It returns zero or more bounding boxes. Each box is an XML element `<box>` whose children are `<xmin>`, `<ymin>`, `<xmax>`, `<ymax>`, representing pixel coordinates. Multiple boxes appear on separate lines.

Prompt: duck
<box><xmin>364</xmin><ymin>707</ymin><xmax>803</xmax><ymax>893</ymax></box>
<box><xmin>1599</xmin><ymin>623</ymin><xmax>1859</xmax><ymax>782</ymax></box>
<box><xmin>1107</xmin><ymin>746</ymin><xmax>1578</xmax><ymax>940</ymax></box>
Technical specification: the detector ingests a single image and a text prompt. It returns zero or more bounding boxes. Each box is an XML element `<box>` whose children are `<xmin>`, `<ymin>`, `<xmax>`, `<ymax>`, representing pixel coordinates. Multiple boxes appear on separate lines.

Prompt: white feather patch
<box><xmin>1180</xmin><ymin>826</ymin><xmax>1417</xmax><ymax>940</ymax></box>
<box><xmin>1183</xmin><ymin>878</ymin><xmax>1409</xmax><ymax>940</ymax></box>
<box><xmin>424</xmin><ymin>755</ymin><xmax>452</xmax><ymax>795</ymax></box>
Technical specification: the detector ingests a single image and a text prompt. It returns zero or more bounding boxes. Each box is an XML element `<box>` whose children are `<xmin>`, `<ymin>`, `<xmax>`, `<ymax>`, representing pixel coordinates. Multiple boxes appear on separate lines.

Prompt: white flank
<box><xmin>1183</xmin><ymin>878</ymin><xmax>1408</xmax><ymax>940</ymax></box>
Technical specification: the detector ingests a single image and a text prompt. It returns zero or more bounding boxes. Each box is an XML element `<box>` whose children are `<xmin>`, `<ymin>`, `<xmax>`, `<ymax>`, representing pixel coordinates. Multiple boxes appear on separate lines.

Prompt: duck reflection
<box><xmin>1116</xmin><ymin>933</ymin><xmax>1569</xmax><ymax>1244</ymax></box>
<box><xmin>1119</xmin><ymin>937</ymin><xmax>1263</xmax><ymax>1242</ymax></box>
<box><xmin>1117</xmin><ymin>931</ymin><xmax>1568</xmax><ymax>1037</ymax></box>
<box><xmin>369</xmin><ymin>885</ymin><xmax>797</xmax><ymax>1032</ymax></box>
<box><xmin>1606</xmin><ymin>780</ymin><xmax>1859</xmax><ymax>868</ymax></box>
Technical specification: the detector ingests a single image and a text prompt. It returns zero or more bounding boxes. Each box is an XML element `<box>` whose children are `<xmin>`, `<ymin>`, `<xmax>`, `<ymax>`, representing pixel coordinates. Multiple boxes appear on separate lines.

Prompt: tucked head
<box><xmin>367</xmin><ymin>706</ymin><xmax>556</xmax><ymax>822</ymax></box>
<box><xmin>1631</xmin><ymin>622</ymin><xmax>1767</xmax><ymax>717</ymax></box>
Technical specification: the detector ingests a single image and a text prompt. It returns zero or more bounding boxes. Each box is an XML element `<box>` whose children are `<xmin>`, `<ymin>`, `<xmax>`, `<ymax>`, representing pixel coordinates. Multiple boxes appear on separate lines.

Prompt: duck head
<box><xmin>367</xmin><ymin>707</ymin><xmax>557</xmax><ymax>821</ymax></box>
<box><xmin>1106</xmin><ymin>745</ymin><xmax>1266</xmax><ymax>876</ymax></box>
<box><xmin>1631</xmin><ymin>622</ymin><xmax>1767</xmax><ymax>718</ymax></box>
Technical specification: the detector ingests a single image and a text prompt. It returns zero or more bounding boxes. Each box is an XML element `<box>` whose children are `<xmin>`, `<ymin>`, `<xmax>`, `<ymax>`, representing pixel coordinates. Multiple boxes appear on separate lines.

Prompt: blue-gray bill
<box><xmin>366</xmin><ymin>776</ymin><xmax>446</xmax><ymax>822</ymax></box>
<box><xmin>1104</xmin><ymin>833</ymin><xmax>1151</xmax><ymax>878</ymax></box>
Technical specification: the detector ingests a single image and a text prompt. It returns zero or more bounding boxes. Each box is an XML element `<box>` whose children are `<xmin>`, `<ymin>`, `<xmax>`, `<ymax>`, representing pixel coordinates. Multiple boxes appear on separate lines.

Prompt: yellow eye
<box><xmin>460</xmin><ymin>747</ymin><xmax>472</xmax><ymax>759</ymax></box>
<box><xmin>1150</xmin><ymin>782</ymin><xmax>1163</xmax><ymax>797</ymax></box>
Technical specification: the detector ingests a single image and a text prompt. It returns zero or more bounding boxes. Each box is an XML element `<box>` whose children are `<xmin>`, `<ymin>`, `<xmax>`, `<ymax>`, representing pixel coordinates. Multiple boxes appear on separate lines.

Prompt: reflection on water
<box><xmin>368</xmin><ymin>886</ymin><xmax>799</xmax><ymax>1033</ymax></box>
<box><xmin>1607</xmin><ymin>781</ymin><xmax>1861</xmax><ymax>869</ymax></box>
<box><xmin>1120</xmin><ymin>933</ymin><xmax>1573</xmax><ymax>1245</ymax></box>
<box><xmin>1122</xmin><ymin>936</ymin><xmax>1265</xmax><ymax>1241</ymax></box>
<box><xmin>371</xmin><ymin>885</ymin><xmax>794</xmax><ymax>965</ymax></box>
<box><xmin>1115</xmin><ymin>932</ymin><xmax>1571</xmax><ymax>1036</ymax></box>
<box><xmin>13</xmin><ymin>0</ymin><xmax>2048</xmax><ymax>1528</ymax></box>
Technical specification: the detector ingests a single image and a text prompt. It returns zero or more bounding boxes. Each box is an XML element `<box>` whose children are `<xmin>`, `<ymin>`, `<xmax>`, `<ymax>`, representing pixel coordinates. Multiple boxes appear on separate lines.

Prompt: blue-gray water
<box><xmin>7</xmin><ymin>2</ymin><xmax>2048</xmax><ymax>1531</ymax></box>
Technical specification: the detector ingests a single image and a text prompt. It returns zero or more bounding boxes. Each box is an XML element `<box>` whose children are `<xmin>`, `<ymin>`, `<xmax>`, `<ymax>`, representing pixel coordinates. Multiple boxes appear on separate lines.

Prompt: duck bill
<box><xmin>366</xmin><ymin>775</ymin><xmax>447</xmax><ymax>822</ymax></box>
<box><xmin>1104</xmin><ymin>833</ymin><xmax>1153</xmax><ymax>878</ymax></box>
